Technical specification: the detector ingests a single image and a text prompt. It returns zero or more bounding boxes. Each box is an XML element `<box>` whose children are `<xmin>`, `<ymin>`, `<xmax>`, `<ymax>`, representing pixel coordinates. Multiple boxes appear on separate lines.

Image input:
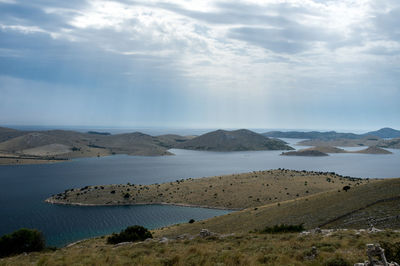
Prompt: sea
<box><xmin>1</xmin><ymin>130</ymin><xmax>399</xmax><ymax>247</ymax></box>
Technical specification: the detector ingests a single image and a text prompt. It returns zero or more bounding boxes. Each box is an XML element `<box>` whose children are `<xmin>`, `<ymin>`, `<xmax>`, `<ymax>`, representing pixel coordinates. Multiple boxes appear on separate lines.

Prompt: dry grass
<box><xmin>154</xmin><ymin>178</ymin><xmax>400</xmax><ymax>238</ymax></box>
<box><xmin>1</xmin><ymin>230</ymin><xmax>399</xmax><ymax>265</ymax></box>
<box><xmin>47</xmin><ymin>169</ymin><xmax>368</xmax><ymax>210</ymax></box>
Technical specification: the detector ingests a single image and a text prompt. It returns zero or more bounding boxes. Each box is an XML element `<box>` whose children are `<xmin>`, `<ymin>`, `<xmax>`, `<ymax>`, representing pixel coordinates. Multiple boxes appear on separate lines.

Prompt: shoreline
<box><xmin>0</xmin><ymin>152</ymin><xmax>174</xmax><ymax>166</ymax></box>
<box><xmin>44</xmin><ymin>198</ymin><xmax>241</xmax><ymax>211</ymax></box>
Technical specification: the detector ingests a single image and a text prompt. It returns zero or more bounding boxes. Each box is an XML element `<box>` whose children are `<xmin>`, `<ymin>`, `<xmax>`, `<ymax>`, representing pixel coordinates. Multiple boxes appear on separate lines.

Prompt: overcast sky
<box><xmin>0</xmin><ymin>0</ymin><xmax>399</xmax><ymax>131</ymax></box>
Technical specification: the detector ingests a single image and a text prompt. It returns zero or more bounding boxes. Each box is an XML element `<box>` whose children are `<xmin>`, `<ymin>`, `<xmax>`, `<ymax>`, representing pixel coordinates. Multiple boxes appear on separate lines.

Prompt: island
<box><xmin>281</xmin><ymin>146</ymin><xmax>392</xmax><ymax>156</ymax></box>
<box><xmin>0</xmin><ymin>127</ymin><xmax>294</xmax><ymax>165</ymax></box>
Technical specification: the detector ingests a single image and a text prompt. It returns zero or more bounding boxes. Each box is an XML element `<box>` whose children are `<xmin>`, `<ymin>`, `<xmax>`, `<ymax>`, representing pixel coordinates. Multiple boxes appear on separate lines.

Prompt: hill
<box><xmin>0</xmin><ymin>128</ymin><xmax>176</xmax><ymax>164</ymax></box>
<box><xmin>281</xmin><ymin>146</ymin><xmax>346</xmax><ymax>156</ymax></box>
<box><xmin>46</xmin><ymin>169</ymin><xmax>365</xmax><ymax>210</ymax></box>
<box><xmin>0</xmin><ymin>127</ymin><xmax>29</xmax><ymax>143</ymax></box>
<box><xmin>365</xmin><ymin>127</ymin><xmax>400</xmax><ymax>138</ymax></box>
<box><xmin>263</xmin><ymin>127</ymin><xmax>400</xmax><ymax>140</ymax></box>
<box><xmin>157</xmin><ymin>178</ymin><xmax>400</xmax><ymax>237</ymax></box>
<box><xmin>354</xmin><ymin>146</ymin><xmax>392</xmax><ymax>154</ymax></box>
<box><xmin>177</xmin><ymin>129</ymin><xmax>293</xmax><ymax>151</ymax></box>
<box><xmin>263</xmin><ymin>130</ymin><xmax>361</xmax><ymax>140</ymax></box>
<box><xmin>281</xmin><ymin>146</ymin><xmax>392</xmax><ymax>156</ymax></box>
<box><xmin>378</xmin><ymin>138</ymin><xmax>400</xmax><ymax>149</ymax></box>
<box><xmin>298</xmin><ymin>137</ymin><xmax>381</xmax><ymax>147</ymax></box>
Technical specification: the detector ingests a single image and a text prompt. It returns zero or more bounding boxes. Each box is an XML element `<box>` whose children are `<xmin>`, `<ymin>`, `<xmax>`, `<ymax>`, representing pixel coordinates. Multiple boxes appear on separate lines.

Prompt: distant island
<box><xmin>298</xmin><ymin>137</ymin><xmax>400</xmax><ymax>149</ymax></box>
<box><xmin>263</xmin><ymin>127</ymin><xmax>400</xmax><ymax>140</ymax></box>
<box><xmin>0</xmin><ymin>127</ymin><xmax>293</xmax><ymax>165</ymax></box>
<box><xmin>176</xmin><ymin>129</ymin><xmax>293</xmax><ymax>151</ymax></box>
<box><xmin>263</xmin><ymin>127</ymin><xmax>400</xmax><ymax>149</ymax></box>
<box><xmin>281</xmin><ymin>146</ymin><xmax>392</xmax><ymax>156</ymax></box>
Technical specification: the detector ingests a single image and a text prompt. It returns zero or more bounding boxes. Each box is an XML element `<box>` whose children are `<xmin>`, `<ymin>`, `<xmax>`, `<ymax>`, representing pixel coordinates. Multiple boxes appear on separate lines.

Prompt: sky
<box><xmin>0</xmin><ymin>0</ymin><xmax>399</xmax><ymax>131</ymax></box>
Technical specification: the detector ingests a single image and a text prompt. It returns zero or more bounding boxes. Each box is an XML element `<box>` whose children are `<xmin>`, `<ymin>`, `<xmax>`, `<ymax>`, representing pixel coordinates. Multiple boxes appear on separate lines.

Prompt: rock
<box><xmin>368</xmin><ymin>227</ymin><xmax>382</xmax><ymax>233</ymax></box>
<box><xmin>304</xmin><ymin>246</ymin><xmax>318</xmax><ymax>260</ymax></box>
<box><xmin>176</xmin><ymin>234</ymin><xmax>194</xmax><ymax>240</ymax></box>
<box><xmin>159</xmin><ymin>237</ymin><xmax>169</xmax><ymax>243</ymax></box>
<box><xmin>114</xmin><ymin>241</ymin><xmax>131</xmax><ymax>247</ymax></box>
<box><xmin>199</xmin><ymin>229</ymin><xmax>212</xmax><ymax>237</ymax></box>
<box><xmin>355</xmin><ymin>243</ymin><xmax>400</xmax><ymax>266</ymax></box>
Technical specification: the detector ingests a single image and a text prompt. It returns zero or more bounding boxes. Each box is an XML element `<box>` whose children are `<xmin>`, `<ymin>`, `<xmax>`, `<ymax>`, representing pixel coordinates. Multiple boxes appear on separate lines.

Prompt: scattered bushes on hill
<box><xmin>261</xmin><ymin>224</ymin><xmax>304</xmax><ymax>234</ymax></box>
<box><xmin>107</xmin><ymin>225</ymin><xmax>152</xmax><ymax>244</ymax></box>
<box><xmin>0</xmin><ymin>228</ymin><xmax>45</xmax><ymax>258</ymax></box>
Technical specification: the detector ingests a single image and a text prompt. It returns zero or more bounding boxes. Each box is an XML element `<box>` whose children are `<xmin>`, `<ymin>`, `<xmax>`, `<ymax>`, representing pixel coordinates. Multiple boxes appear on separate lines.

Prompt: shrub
<box><xmin>324</xmin><ymin>257</ymin><xmax>350</xmax><ymax>266</ymax></box>
<box><xmin>342</xmin><ymin>186</ymin><xmax>351</xmax><ymax>192</ymax></box>
<box><xmin>107</xmin><ymin>225</ymin><xmax>152</xmax><ymax>244</ymax></box>
<box><xmin>380</xmin><ymin>241</ymin><xmax>400</xmax><ymax>263</ymax></box>
<box><xmin>0</xmin><ymin>228</ymin><xmax>45</xmax><ymax>258</ymax></box>
<box><xmin>188</xmin><ymin>219</ymin><xmax>195</xmax><ymax>224</ymax></box>
<box><xmin>261</xmin><ymin>224</ymin><xmax>304</xmax><ymax>234</ymax></box>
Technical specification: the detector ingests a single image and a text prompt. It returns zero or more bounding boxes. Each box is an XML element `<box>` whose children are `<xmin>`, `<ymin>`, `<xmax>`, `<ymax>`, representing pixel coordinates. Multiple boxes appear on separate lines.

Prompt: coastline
<box><xmin>44</xmin><ymin>198</ymin><xmax>241</xmax><ymax>211</ymax></box>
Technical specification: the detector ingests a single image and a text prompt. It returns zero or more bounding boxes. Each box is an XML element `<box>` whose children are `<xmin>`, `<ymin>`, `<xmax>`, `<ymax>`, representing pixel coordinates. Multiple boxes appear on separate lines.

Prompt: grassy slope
<box><xmin>47</xmin><ymin>170</ymin><xmax>366</xmax><ymax>210</ymax></box>
<box><xmin>1</xmin><ymin>229</ymin><xmax>399</xmax><ymax>265</ymax></box>
<box><xmin>155</xmin><ymin>178</ymin><xmax>400</xmax><ymax>238</ymax></box>
<box><xmin>2</xmin><ymin>173</ymin><xmax>400</xmax><ymax>265</ymax></box>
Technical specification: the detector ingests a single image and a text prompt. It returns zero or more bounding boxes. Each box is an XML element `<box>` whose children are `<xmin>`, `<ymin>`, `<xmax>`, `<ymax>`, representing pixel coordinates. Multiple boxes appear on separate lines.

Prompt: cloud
<box><xmin>0</xmin><ymin>0</ymin><xmax>399</xmax><ymax>129</ymax></box>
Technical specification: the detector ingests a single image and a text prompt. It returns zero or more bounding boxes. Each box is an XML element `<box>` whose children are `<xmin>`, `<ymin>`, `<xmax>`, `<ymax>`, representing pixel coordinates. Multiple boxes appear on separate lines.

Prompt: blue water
<box><xmin>1</xmin><ymin>140</ymin><xmax>399</xmax><ymax>247</ymax></box>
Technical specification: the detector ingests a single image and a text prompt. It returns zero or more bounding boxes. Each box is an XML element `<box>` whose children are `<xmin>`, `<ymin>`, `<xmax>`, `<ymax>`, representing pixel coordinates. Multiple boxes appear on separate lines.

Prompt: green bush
<box><xmin>107</xmin><ymin>225</ymin><xmax>152</xmax><ymax>244</ymax></box>
<box><xmin>0</xmin><ymin>228</ymin><xmax>45</xmax><ymax>258</ymax></box>
<box><xmin>261</xmin><ymin>224</ymin><xmax>304</xmax><ymax>234</ymax></box>
<box><xmin>324</xmin><ymin>257</ymin><xmax>350</xmax><ymax>266</ymax></box>
<box><xmin>380</xmin><ymin>241</ymin><xmax>400</xmax><ymax>263</ymax></box>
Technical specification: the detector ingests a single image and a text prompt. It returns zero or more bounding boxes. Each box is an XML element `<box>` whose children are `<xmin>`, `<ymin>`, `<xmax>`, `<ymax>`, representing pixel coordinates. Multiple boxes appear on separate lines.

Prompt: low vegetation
<box><xmin>260</xmin><ymin>224</ymin><xmax>305</xmax><ymax>234</ymax></box>
<box><xmin>0</xmin><ymin>228</ymin><xmax>45</xmax><ymax>258</ymax></box>
<box><xmin>1</xmin><ymin>230</ymin><xmax>400</xmax><ymax>265</ymax></box>
<box><xmin>46</xmin><ymin>169</ymin><xmax>367</xmax><ymax>209</ymax></box>
<box><xmin>107</xmin><ymin>225</ymin><xmax>152</xmax><ymax>244</ymax></box>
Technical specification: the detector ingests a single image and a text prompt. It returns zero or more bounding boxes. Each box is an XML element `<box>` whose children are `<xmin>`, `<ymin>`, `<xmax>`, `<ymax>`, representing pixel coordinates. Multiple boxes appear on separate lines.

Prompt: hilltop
<box><xmin>177</xmin><ymin>129</ymin><xmax>293</xmax><ymax>151</ymax></box>
<box><xmin>366</xmin><ymin>127</ymin><xmax>400</xmax><ymax>138</ymax></box>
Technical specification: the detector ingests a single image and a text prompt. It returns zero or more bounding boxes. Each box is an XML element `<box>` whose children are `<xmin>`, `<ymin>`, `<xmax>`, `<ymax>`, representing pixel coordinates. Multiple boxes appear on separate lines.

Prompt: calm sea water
<box><xmin>0</xmin><ymin>138</ymin><xmax>399</xmax><ymax>247</ymax></box>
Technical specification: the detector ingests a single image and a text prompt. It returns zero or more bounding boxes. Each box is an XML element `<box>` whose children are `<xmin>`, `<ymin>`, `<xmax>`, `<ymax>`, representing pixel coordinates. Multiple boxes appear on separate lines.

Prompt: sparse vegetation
<box><xmin>261</xmin><ymin>224</ymin><xmax>304</xmax><ymax>234</ymax></box>
<box><xmin>107</xmin><ymin>226</ymin><xmax>152</xmax><ymax>244</ymax></box>
<box><xmin>47</xmin><ymin>169</ymin><xmax>366</xmax><ymax>210</ymax></box>
<box><xmin>2</xmin><ymin>230</ymin><xmax>400</xmax><ymax>265</ymax></box>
